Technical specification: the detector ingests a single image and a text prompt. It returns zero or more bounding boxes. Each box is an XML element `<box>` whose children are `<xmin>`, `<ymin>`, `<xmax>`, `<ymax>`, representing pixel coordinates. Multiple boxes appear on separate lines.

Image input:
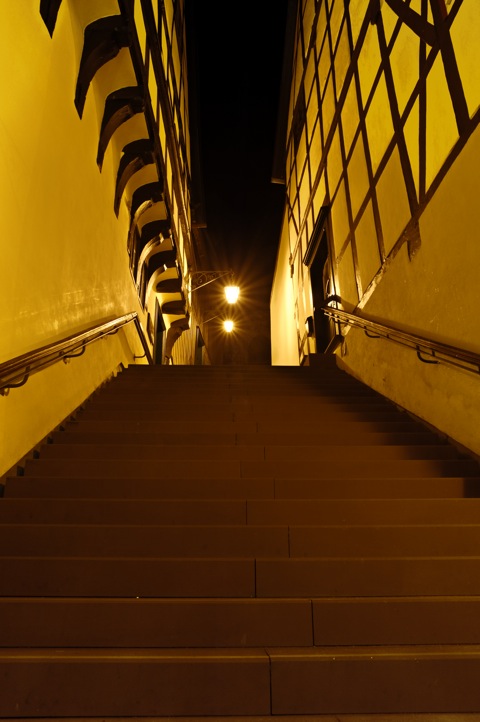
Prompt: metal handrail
<box><xmin>322</xmin><ymin>305</ymin><xmax>480</xmax><ymax>376</ymax></box>
<box><xmin>0</xmin><ymin>312</ymin><xmax>152</xmax><ymax>395</ymax></box>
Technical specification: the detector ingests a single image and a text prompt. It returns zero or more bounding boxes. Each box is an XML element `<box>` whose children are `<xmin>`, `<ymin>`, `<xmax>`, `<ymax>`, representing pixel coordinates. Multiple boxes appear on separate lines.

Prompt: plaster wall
<box><xmin>0</xmin><ymin>3</ymin><xmax>146</xmax><ymax>475</ymax></box>
<box><xmin>0</xmin><ymin>3</ymin><xmax>143</xmax><ymax>361</ymax></box>
<box><xmin>0</xmin><ymin>330</ymin><xmax>138</xmax><ymax>479</ymax></box>
<box><xmin>271</xmin><ymin>218</ymin><xmax>299</xmax><ymax>365</ymax></box>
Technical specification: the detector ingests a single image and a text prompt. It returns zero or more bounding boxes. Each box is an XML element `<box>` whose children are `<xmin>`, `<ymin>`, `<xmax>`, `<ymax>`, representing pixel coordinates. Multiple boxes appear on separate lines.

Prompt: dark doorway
<box><xmin>309</xmin><ymin>229</ymin><xmax>335</xmax><ymax>353</ymax></box>
<box><xmin>195</xmin><ymin>326</ymin><xmax>205</xmax><ymax>365</ymax></box>
<box><xmin>153</xmin><ymin>299</ymin><xmax>166</xmax><ymax>364</ymax></box>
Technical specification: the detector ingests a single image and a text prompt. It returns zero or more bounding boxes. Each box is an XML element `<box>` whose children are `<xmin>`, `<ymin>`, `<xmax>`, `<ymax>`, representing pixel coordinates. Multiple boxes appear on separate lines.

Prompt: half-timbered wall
<box><xmin>271</xmin><ymin>0</ymin><xmax>480</xmax><ymax>454</ymax></box>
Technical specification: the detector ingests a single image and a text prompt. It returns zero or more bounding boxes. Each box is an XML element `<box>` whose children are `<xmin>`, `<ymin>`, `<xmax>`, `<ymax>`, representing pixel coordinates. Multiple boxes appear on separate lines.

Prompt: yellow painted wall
<box><xmin>0</xmin><ymin>3</ymin><xmax>144</xmax><ymax>359</ymax></box>
<box><xmin>0</xmin><ymin>330</ymin><xmax>138</xmax><ymax>478</ymax></box>
<box><xmin>271</xmin><ymin>218</ymin><xmax>299</xmax><ymax>365</ymax></box>
<box><xmin>0</xmin><ymin>3</ymin><xmax>147</xmax><ymax>476</ymax></box>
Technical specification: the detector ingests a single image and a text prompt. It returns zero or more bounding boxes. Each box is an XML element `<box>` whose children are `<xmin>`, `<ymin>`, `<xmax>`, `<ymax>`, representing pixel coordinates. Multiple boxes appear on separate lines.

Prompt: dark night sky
<box><xmin>186</xmin><ymin>2</ymin><xmax>289</xmax><ymax>355</ymax></box>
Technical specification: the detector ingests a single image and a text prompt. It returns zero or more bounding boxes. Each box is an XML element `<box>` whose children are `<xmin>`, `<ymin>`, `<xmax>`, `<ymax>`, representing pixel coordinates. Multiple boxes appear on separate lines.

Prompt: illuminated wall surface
<box><xmin>271</xmin><ymin>0</ymin><xmax>480</xmax><ymax>453</ymax></box>
<box><xmin>0</xmin><ymin>0</ymin><xmax>200</xmax><ymax>475</ymax></box>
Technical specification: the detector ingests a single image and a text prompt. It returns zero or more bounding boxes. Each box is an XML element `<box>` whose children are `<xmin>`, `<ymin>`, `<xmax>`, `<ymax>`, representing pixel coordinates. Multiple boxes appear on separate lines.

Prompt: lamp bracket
<box><xmin>189</xmin><ymin>269</ymin><xmax>234</xmax><ymax>291</ymax></box>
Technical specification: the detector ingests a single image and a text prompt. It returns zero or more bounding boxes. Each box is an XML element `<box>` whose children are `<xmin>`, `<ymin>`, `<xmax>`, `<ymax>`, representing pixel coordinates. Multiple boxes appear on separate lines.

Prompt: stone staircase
<box><xmin>1</xmin><ymin>359</ymin><xmax>480</xmax><ymax>717</ymax></box>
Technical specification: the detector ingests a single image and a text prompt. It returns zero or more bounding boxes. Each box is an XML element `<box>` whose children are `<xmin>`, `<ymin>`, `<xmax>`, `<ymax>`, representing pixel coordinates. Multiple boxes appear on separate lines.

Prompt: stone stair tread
<box><xmin>0</xmin><ymin>557</ymin><xmax>256</xmax><ymax>597</ymax></box>
<box><xmin>110</xmin><ymin>392</ymin><xmax>390</xmax><ymax>403</ymax></box>
<box><xmin>51</xmin><ymin>430</ymin><xmax>446</xmax><ymax>445</ymax></box>
<box><xmin>64</xmin><ymin>419</ymin><xmax>421</xmax><ymax>434</ymax></box>
<box><xmin>101</xmin><ymin>387</ymin><xmax>381</xmax><ymax>397</ymax></box>
<box><xmin>0</xmin><ymin>596</ymin><xmax>314</xmax><ymax>647</ymax></box>
<box><xmin>68</xmin><ymin>420</ymin><xmax>261</xmax><ymax>433</ymax></box>
<box><xmin>3</xmin><ymin>522</ymin><xmax>480</xmax><ymax>559</ymax></box>
<box><xmin>0</xmin><ymin>648</ymin><xmax>271</xmax><ymax>716</ymax></box>
<box><xmin>275</xmin><ymin>477</ymin><xmax>480</xmax><ymax>498</ymax></box>
<box><xmin>77</xmin><ymin>409</ymin><xmax>406</xmax><ymax>422</ymax></box>
<box><xmin>2</xmin><ymin>642</ymin><xmax>480</xmax><ymax>716</ymax></box>
<box><xmin>15</xmin><ymin>714</ymin><xmax>480</xmax><ymax>720</ymax></box>
<box><xmin>0</xmin><ymin>498</ymin><xmax>248</xmax><ymax>524</ymax></box>
<box><xmin>0</xmin><ymin>647</ymin><xmax>270</xmax><ymax>659</ymax></box>
<box><xmin>256</xmin><ymin>557</ymin><xmax>480</xmax><ymax>597</ymax></box>
<box><xmin>247</xmin><ymin>498</ymin><xmax>480</xmax><ymax>523</ymax></box>
<box><xmin>53</xmin><ymin>431</ymin><xmax>240</xmax><ymax>445</ymax></box>
<box><xmin>4</xmin><ymin>497</ymin><xmax>480</xmax><ymax>525</ymax></box>
<box><xmin>39</xmin><ymin>443</ymin><xmax>458</xmax><ymax>461</ymax></box>
<box><xmin>242</xmin><ymin>459</ymin><xmax>479</xmax><ymax>479</ymax></box>
<box><xmin>40</xmin><ymin>443</ymin><xmax>266</xmax><ymax>461</ymax></box>
<box><xmin>22</xmin><ymin>458</ymin><xmax>479</xmax><ymax>479</ymax></box>
<box><xmin>4</xmin><ymin>476</ymin><xmax>276</xmax><ymax>499</ymax></box>
<box><xmin>312</xmin><ymin>595</ymin><xmax>480</xmax><ymax>645</ymax></box>
<box><xmin>2</xmin><ymin>644</ymin><xmax>480</xmax><ymax>659</ymax></box>
<box><xmin>0</xmin><ymin>524</ymin><xmax>291</xmax><ymax>558</ymax></box>
<box><xmin>6</xmin><ymin>476</ymin><xmax>480</xmax><ymax>500</ymax></box>
<box><xmin>1</xmin><ymin>595</ymin><xmax>480</xmax><ymax>648</ymax></box>
<box><xmin>4</xmin><ymin>556</ymin><xmax>480</xmax><ymax>598</ymax></box>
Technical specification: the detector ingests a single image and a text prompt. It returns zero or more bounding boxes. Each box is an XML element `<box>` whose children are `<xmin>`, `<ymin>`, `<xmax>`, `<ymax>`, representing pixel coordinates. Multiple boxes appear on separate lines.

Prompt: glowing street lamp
<box><xmin>224</xmin><ymin>285</ymin><xmax>240</xmax><ymax>304</ymax></box>
<box><xmin>189</xmin><ymin>270</ymin><xmax>239</xmax><ymax>334</ymax></box>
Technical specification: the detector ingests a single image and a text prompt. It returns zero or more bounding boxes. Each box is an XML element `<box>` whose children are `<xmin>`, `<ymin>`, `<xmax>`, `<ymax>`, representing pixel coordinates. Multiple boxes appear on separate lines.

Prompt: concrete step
<box><xmin>256</xmin><ymin>418</ymin><xmax>427</xmax><ymax>432</ymax></box>
<box><xmin>0</xmin><ymin>524</ymin><xmax>290</xmax><ymax>558</ymax></box>
<box><xmin>0</xmin><ymin>557</ymin><xmax>256</xmax><ymax>597</ymax></box>
<box><xmin>23</xmin><ymin>458</ymin><xmax>244</xmax><ymax>479</ymax></box>
<box><xmin>268</xmin><ymin>645</ymin><xmax>480</xmax><ymax>714</ymax></box>
<box><xmin>123</xmin><ymin>361</ymin><xmax>338</xmax><ymax>375</ymax></box>
<box><xmin>22</xmin><ymin>457</ymin><xmax>478</xmax><ymax>480</ymax></box>
<box><xmin>2</xmin><ymin>596</ymin><xmax>480</xmax><ymax>648</ymax></box>
<box><xmin>256</xmin><ymin>557</ymin><xmax>480</xmax><ymax>597</ymax></box>
<box><xmin>1</xmin><ymin>645</ymin><xmax>480</xmax><ymax>716</ymax></box>
<box><xmin>6</xmin><ymin>475</ymin><xmax>479</xmax><ymax>500</ymax></box>
<box><xmin>89</xmin><ymin>395</ymin><xmax>388</xmax><ymax>408</ymax></box>
<box><xmin>52</xmin><ymin>429</ymin><xmax>238</xmax><ymax>445</ymax></box>
<box><xmin>263</xmin><ymin>444</ymin><xmax>459</xmax><ymax>460</ymax></box>
<box><xmin>76</xmin><ymin>406</ymin><xmax>401</xmax><ymax>423</ymax></box>
<box><xmin>63</xmin><ymin>418</ymin><xmax>423</xmax><ymax>435</ymax></box>
<box><xmin>2</xmin><ymin>523</ymin><xmax>480</xmax><ymax>559</ymax></box>
<box><xmin>247</xmin><ymin>497</ymin><xmax>480</xmax><ymax>524</ymax></box>
<box><xmin>40</xmin><ymin>443</ymin><xmax>266</xmax><ymax>462</ymax></box>
<box><xmin>240</xmin><ymin>458</ymin><xmax>479</xmax><ymax>479</ymax></box>
<box><xmin>312</xmin><ymin>596</ymin><xmax>480</xmax><ymax>645</ymax></box>
<box><xmin>101</xmin><ymin>385</ymin><xmax>381</xmax><ymax>398</ymax></box>
<box><xmin>288</xmin><ymin>524</ymin><xmax>480</xmax><ymax>557</ymax></box>
<box><xmin>39</xmin><ymin>443</ymin><xmax>459</xmax><ymax>461</ymax></box>
<box><xmin>235</xmin><ymin>410</ymin><xmax>420</xmax><ymax>423</ymax></box>
<box><xmin>274</xmin><ymin>476</ymin><xmax>480</xmax><ymax>498</ymax></box>
<box><xmin>0</xmin><ymin>648</ymin><xmax>270</xmax><ymax>717</ymax></box>
<box><xmin>4</xmin><ymin>556</ymin><xmax>480</xmax><ymax>598</ymax></box>
<box><xmin>51</xmin><ymin>429</ymin><xmax>446</xmax><ymax>447</ymax></box>
<box><xmin>239</xmin><ymin>430</ymin><xmax>444</xmax><ymax>446</ymax></box>
<box><xmin>0</xmin><ymin>597</ymin><xmax>313</xmax><ymax>647</ymax></box>
<box><xmin>4</xmin><ymin>497</ymin><xmax>480</xmax><ymax>525</ymax></box>
<box><xmin>4</xmin><ymin>476</ymin><xmax>275</xmax><ymax>499</ymax></box>
<box><xmin>2</xmin><ymin>717</ymin><xmax>478</xmax><ymax>722</ymax></box>
<box><xmin>0</xmin><ymin>498</ymin><xmax>248</xmax><ymax>524</ymax></box>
